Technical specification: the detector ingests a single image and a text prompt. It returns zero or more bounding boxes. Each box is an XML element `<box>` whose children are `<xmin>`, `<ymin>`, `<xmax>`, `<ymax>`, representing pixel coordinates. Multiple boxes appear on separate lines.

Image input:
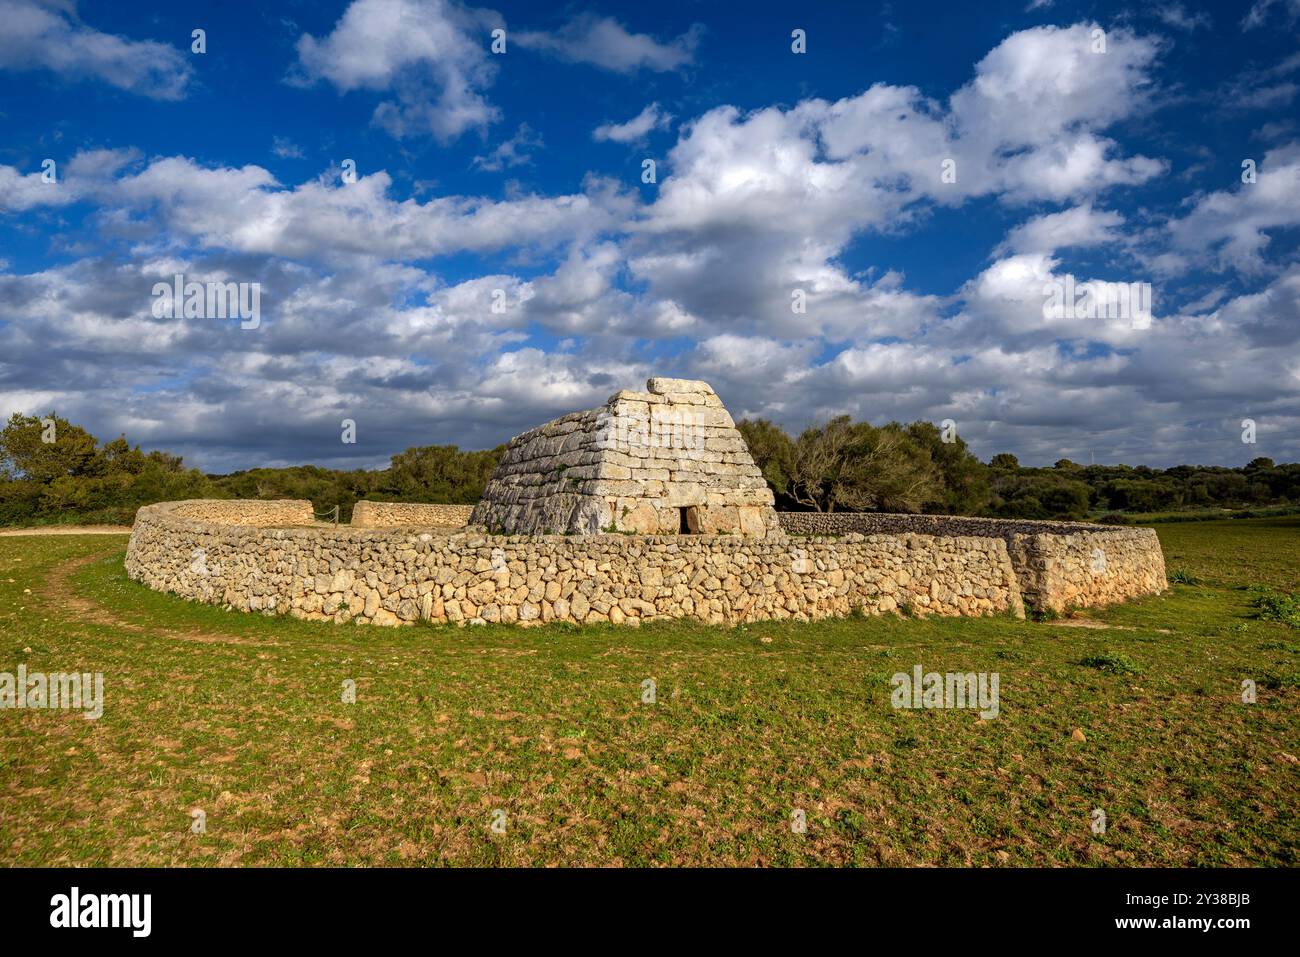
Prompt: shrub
<box><xmin>1253</xmin><ymin>591</ymin><xmax>1300</xmax><ymax>628</ymax></box>
<box><xmin>1079</xmin><ymin>652</ymin><xmax>1143</xmax><ymax>675</ymax></box>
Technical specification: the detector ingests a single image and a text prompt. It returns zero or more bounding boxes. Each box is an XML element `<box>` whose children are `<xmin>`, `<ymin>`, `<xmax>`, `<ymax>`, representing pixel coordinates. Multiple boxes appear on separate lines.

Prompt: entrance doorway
<box><xmin>678</xmin><ymin>506</ymin><xmax>700</xmax><ymax>534</ymax></box>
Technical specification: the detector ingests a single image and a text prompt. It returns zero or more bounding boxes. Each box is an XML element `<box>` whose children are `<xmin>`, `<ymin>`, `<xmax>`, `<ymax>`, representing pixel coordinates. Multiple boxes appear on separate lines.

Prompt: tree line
<box><xmin>0</xmin><ymin>413</ymin><xmax>501</xmax><ymax>526</ymax></box>
<box><xmin>2</xmin><ymin>411</ymin><xmax>1297</xmax><ymax>526</ymax></box>
<box><xmin>736</xmin><ymin>416</ymin><xmax>1300</xmax><ymax>520</ymax></box>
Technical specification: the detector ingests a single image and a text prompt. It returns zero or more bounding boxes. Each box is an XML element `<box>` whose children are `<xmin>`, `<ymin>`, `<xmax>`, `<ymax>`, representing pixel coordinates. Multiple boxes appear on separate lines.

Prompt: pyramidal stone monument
<box><xmin>469</xmin><ymin>378</ymin><xmax>780</xmax><ymax>536</ymax></box>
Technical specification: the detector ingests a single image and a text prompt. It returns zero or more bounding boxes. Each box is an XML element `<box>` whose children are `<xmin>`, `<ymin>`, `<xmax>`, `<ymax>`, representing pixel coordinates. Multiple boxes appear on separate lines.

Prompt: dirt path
<box><xmin>0</xmin><ymin>525</ymin><xmax>132</xmax><ymax>536</ymax></box>
<box><xmin>38</xmin><ymin>547</ymin><xmax>280</xmax><ymax>646</ymax></box>
<box><xmin>1053</xmin><ymin>618</ymin><xmax>1173</xmax><ymax>633</ymax></box>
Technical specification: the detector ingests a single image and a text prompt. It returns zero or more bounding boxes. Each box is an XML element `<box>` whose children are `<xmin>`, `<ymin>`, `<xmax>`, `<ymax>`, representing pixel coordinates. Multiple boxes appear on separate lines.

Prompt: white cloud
<box><xmin>1215</xmin><ymin>263</ymin><xmax>1300</xmax><ymax>346</ymax></box>
<box><xmin>515</xmin><ymin>15</ymin><xmax>702</xmax><ymax>73</ymax></box>
<box><xmin>950</xmin><ymin>24</ymin><xmax>1159</xmax><ymax>144</ymax></box>
<box><xmin>0</xmin><ymin>151</ymin><xmax>636</xmax><ymax>264</ymax></box>
<box><xmin>0</xmin><ymin>146</ymin><xmax>139</xmax><ymax>212</ymax></box>
<box><xmin>272</xmin><ymin>137</ymin><xmax>305</xmax><ymax>159</ymax></box>
<box><xmin>592</xmin><ymin>103</ymin><xmax>672</xmax><ymax>143</ymax></box>
<box><xmin>951</xmin><ymin>252</ymin><xmax>1156</xmax><ymax>349</ymax></box>
<box><xmin>0</xmin><ymin>163</ymin><xmax>70</xmax><ymax>212</ymax></box>
<box><xmin>1243</xmin><ymin>0</ymin><xmax>1300</xmax><ymax>30</ymax></box>
<box><xmin>292</xmin><ymin>0</ymin><xmax>501</xmax><ymax>141</ymax></box>
<box><xmin>472</xmin><ymin>123</ymin><xmax>543</xmax><ymax>171</ymax></box>
<box><xmin>1168</xmin><ymin>141</ymin><xmax>1300</xmax><ymax>273</ymax></box>
<box><xmin>0</xmin><ymin>0</ymin><xmax>191</xmax><ymax>99</ymax></box>
<box><xmin>1000</xmin><ymin>204</ymin><xmax>1125</xmax><ymax>254</ymax></box>
<box><xmin>290</xmin><ymin>3</ymin><xmax>701</xmax><ymax>142</ymax></box>
<box><xmin>726</xmin><ymin>23</ymin><xmax>1166</xmax><ymax>208</ymax></box>
<box><xmin>4</xmin><ymin>19</ymin><xmax>1297</xmax><ymax>470</ymax></box>
<box><xmin>620</xmin><ymin>23</ymin><xmax>1164</xmax><ymax>343</ymax></box>
<box><xmin>1155</xmin><ymin>4</ymin><xmax>1212</xmax><ymax>31</ymax></box>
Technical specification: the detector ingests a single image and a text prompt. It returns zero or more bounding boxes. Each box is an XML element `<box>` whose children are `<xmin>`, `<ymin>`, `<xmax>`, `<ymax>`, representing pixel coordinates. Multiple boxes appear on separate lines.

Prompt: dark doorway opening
<box><xmin>679</xmin><ymin>506</ymin><xmax>699</xmax><ymax>534</ymax></box>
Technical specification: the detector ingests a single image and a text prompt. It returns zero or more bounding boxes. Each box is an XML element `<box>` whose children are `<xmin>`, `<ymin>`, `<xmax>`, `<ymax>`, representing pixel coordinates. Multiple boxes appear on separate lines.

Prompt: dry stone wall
<box><xmin>166</xmin><ymin>499</ymin><xmax>316</xmax><ymax>527</ymax></box>
<box><xmin>1007</xmin><ymin>526</ymin><xmax>1166</xmax><ymax>613</ymax></box>
<box><xmin>351</xmin><ymin>501</ymin><xmax>474</xmax><ymax>528</ymax></box>
<box><xmin>126</xmin><ymin>500</ymin><xmax>1032</xmax><ymax>627</ymax></box>
<box><xmin>779</xmin><ymin>512</ymin><xmax>1094</xmax><ymax>538</ymax></box>
<box><xmin>779</xmin><ymin>512</ymin><xmax>1166</xmax><ymax>612</ymax></box>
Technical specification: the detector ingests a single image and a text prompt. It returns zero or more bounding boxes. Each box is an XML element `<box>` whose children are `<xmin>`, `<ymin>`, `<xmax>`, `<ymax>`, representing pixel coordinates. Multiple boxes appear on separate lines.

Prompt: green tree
<box><xmin>790</xmin><ymin>416</ymin><xmax>942</xmax><ymax>513</ymax></box>
<box><xmin>990</xmin><ymin>473</ymin><xmax>1093</xmax><ymax>520</ymax></box>
<box><xmin>904</xmin><ymin>421</ymin><xmax>991</xmax><ymax>515</ymax></box>
<box><xmin>736</xmin><ymin>418</ymin><xmax>795</xmax><ymax>500</ymax></box>
<box><xmin>378</xmin><ymin>445</ymin><xmax>503</xmax><ymax>503</ymax></box>
<box><xmin>0</xmin><ymin>413</ymin><xmax>100</xmax><ymax>483</ymax></box>
<box><xmin>1039</xmin><ymin>480</ymin><xmax>1091</xmax><ymax>517</ymax></box>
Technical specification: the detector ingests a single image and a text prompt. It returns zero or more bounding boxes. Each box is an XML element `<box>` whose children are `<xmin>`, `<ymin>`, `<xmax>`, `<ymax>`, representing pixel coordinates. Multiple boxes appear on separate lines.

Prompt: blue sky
<box><xmin>1</xmin><ymin>0</ymin><xmax>1298</xmax><ymax>472</ymax></box>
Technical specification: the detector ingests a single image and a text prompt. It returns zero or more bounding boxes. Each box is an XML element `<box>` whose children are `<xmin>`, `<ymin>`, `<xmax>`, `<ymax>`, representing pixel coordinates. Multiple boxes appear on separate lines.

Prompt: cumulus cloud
<box><xmin>1000</xmin><ymin>205</ymin><xmax>1126</xmax><ymax>254</ymax></box>
<box><xmin>647</xmin><ymin>23</ymin><xmax>1164</xmax><ymax>222</ymax></box>
<box><xmin>0</xmin><ymin>147</ymin><xmax>139</xmax><ymax>212</ymax></box>
<box><xmin>1214</xmin><ymin>263</ymin><xmax>1300</xmax><ymax>347</ymax></box>
<box><xmin>620</xmin><ymin>23</ymin><xmax>1164</xmax><ymax>346</ymax></box>
<box><xmin>0</xmin><ymin>151</ymin><xmax>635</xmax><ymax>264</ymax></box>
<box><xmin>291</xmin><ymin>0</ymin><xmax>501</xmax><ymax>141</ymax></box>
<box><xmin>950</xmin><ymin>251</ymin><xmax>1155</xmax><ymax>350</ymax></box>
<box><xmin>592</xmin><ymin>103</ymin><xmax>673</xmax><ymax>143</ymax></box>
<box><xmin>0</xmin><ymin>163</ymin><xmax>70</xmax><ymax>212</ymax></box>
<box><xmin>515</xmin><ymin>15</ymin><xmax>702</xmax><ymax>73</ymax></box>
<box><xmin>3</xmin><ymin>19</ymin><xmax>1297</xmax><ymax>471</ymax></box>
<box><xmin>950</xmin><ymin>24</ymin><xmax>1160</xmax><ymax>144</ymax></box>
<box><xmin>289</xmin><ymin>2</ymin><xmax>702</xmax><ymax>141</ymax></box>
<box><xmin>1168</xmin><ymin>141</ymin><xmax>1300</xmax><ymax>273</ymax></box>
<box><xmin>0</xmin><ymin>0</ymin><xmax>192</xmax><ymax>98</ymax></box>
<box><xmin>472</xmin><ymin>123</ymin><xmax>543</xmax><ymax>171</ymax></box>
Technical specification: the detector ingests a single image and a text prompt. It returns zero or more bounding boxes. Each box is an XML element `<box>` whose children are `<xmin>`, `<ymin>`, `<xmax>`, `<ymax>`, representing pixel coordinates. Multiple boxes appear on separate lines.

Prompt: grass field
<box><xmin>1</xmin><ymin>518</ymin><xmax>1296</xmax><ymax>867</ymax></box>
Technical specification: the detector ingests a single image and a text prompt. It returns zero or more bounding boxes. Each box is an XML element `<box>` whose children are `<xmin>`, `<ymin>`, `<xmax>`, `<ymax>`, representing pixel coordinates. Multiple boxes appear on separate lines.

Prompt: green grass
<box><xmin>0</xmin><ymin>509</ymin><xmax>137</xmax><ymax>528</ymax></box>
<box><xmin>1</xmin><ymin>518</ymin><xmax>1297</xmax><ymax>867</ymax></box>
<box><xmin>1091</xmin><ymin>504</ymin><xmax>1300</xmax><ymax>525</ymax></box>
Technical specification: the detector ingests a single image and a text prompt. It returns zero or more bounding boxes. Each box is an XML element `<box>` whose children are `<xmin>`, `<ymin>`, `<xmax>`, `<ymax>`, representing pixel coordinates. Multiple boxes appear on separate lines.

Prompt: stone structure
<box><xmin>123</xmin><ymin>378</ymin><xmax>1167</xmax><ymax>627</ymax></box>
<box><xmin>125</xmin><ymin>500</ymin><xmax>1166</xmax><ymax>626</ymax></box>
<box><xmin>351</xmin><ymin>501</ymin><xmax>475</xmax><ymax>528</ymax></box>
<box><xmin>469</xmin><ymin>378</ymin><xmax>778</xmax><ymax>537</ymax></box>
<box><xmin>778</xmin><ymin>513</ymin><xmax>1166</xmax><ymax>614</ymax></box>
<box><xmin>126</xmin><ymin>500</ymin><xmax>1025</xmax><ymax>625</ymax></box>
